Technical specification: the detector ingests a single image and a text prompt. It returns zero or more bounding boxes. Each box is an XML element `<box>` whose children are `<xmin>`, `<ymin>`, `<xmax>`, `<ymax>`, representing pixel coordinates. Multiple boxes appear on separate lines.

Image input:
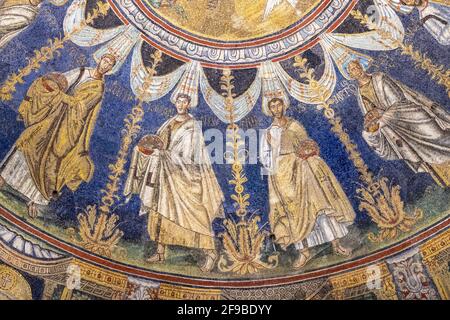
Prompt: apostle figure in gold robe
<box><xmin>124</xmin><ymin>94</ymin><xmax>224</xmax><ymax>272</ymax></box>
<box><xmin>260</xmin><ymin>98</ymin><xmax>356</xmax><ymax>269</ymax></box>
<box><xmin>0</xmin><ymin>54</ymin><xmax>116</xmax><ymax>217</ymax></box>
<box><xmin>347</xmin><ymin>60</ymin><xmax>450</xmax><ymax>187</ymax></box>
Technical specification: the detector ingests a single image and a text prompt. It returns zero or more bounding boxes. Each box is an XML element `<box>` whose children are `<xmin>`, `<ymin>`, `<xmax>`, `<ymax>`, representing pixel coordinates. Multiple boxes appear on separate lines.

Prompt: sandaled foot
<box><xmin>146</xmin><ymin>253</ymin><xmax>165</xmax><ymax>263</ymax></box>
<box><xmin>293</xmin><ymin>250</ymin><xmax>311</xmax><ymax>269</ymax></box>
<box><xmin>146</xmin><ymin>244</ymin><xmax>165</xmax><ymax>263</ymax></box>
<box><xmin>333</xmin><ymin>242</ymin><xmax>352</xmax><ymax>257</ymax></box>
<box><xmin>0</xmin><ymin>176</ymin><xmax>5</xmax><ymax>189</ymax></box>
<box><xmin>199</xmin><ymin>251</ymin><xmax>217</xmax><ymax>273</ymax></box>
<box><xmin>27</xmin><ymin>202</ymin><xmax>38</xmax><ymax>219</ymax></box>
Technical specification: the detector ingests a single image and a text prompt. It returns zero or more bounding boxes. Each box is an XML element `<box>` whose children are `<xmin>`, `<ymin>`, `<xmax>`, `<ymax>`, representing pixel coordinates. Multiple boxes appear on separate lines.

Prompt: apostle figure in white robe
<box><xmin>260</xmin><ymin>98</ymin><xmax>356</xmax><ymax>269</ymax></box>
<box><xmin>124</xmin><ymin>94</ymin><xmax>224</xmax><ymax>272</ymax></box>
<box><xmin>0</xmin><ymin>54</ymin><xmax>116</xmax><ymax>217</ymax></box>
<box><xmin>347</xmin><ymin>60</ymin><xmax>450</xmax><ymax>187</ymax></box>
<box><xmin>0</xmin><ymin>0</ymin><xmax>43</xmax><ymax>49</ymax></box>
<box><xmin>394</xmin><ymin>0</ymin><xmax>450</xmax><ymax>45</ymax></box>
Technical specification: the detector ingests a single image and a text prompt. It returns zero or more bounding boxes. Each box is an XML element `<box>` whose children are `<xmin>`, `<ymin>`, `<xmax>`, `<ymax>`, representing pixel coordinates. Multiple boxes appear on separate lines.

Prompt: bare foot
<box><xmin>199</xmin><ymin>250</ymin><xmax>217</xmax><ymax>273</ymax></box>
<box><xmin>332</xmin><ymin>241</ymin><xmax>352</xmax><ymax>257</ymax></box>
<box><xmin>293</xmin><ymin>249</ymin><xmax>311</xmax><ymax>269</ymax></box>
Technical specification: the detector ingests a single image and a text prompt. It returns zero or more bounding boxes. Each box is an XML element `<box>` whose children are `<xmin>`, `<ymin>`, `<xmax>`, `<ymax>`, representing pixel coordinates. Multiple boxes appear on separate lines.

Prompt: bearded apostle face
<box><xmin>175</xmin><ymin>94</ymin><xmax>191</xmax><ymax>115</ymax></box>
<box><xmin>347</xmin><ymin>60</ymin><xmax>366</xmax><ymax>80</ymax></box>
<box><xmin>268</xmin><ymin>98</ymin><xmax>285</xmax><ymax>118</ymax></box>
<box><xmin>96</xmin><ymin>55</ymin><xmax>116</xmax><ymax>75</ymax></box>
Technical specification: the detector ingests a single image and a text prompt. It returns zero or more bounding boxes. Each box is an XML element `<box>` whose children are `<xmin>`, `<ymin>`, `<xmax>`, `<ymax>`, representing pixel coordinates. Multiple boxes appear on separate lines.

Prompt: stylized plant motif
<box><xmin>357</xmin><ymin>178</ymin><xmax>423</xmax><ymax>242</ymax></box>
<box><xmin>69</xmin><ymin>205</ymin><xmax>123</xmax><ymax>258</ymax></box>
<box><xmin>218</xmin><ymin>69</ymin><xmax>278</xmax><ymax>274</ymax></box>
<box><xmin>219</xmin><ymin>216</ymin><xmax>277</xmax><ymax>275</ymax></box>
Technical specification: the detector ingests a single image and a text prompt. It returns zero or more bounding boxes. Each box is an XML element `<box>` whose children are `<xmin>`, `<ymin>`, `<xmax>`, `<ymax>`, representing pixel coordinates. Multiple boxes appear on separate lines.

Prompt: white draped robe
<box><xmin>0</xmin><ymin>3</ymin><xmax>39</xmax><ymax>49</ymax></box>
<box><xmin>418</xmin><ymin>2</ymin><xmax>450</xmax><ymax>46</ymax></box>
<box><xmin>358</xmin><ymin>73</ymin><xmax>450</xmax><ymax>185</ymax></box>
<box><xmin>124</xmin><ymin>115</ymin><xmax>224</xmax><ymax>250</ymax></box>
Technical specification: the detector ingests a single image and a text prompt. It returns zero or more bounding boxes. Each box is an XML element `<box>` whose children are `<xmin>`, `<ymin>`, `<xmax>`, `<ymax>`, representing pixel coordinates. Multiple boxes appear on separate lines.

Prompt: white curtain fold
<box><xmin>199</xmin><ymin>67</ymin><xmax>262</xmax><ymax>123</ymax></box>
<box><xmin>170</xmin><ymin>61</ymin><xmax>201</xmax><ymax>108</ymax></box>
<box><xmin>130</xmin><ymin>39</ymin><xmax>187</xmax><ymax>101</ymax></box>
<box><xmin>63</xmin><ymin>0</ymin><xmax>140</xmax><ymax>73</ymax></box>
<box><xmin>260</xmin><ymin>61</ymin><xmax>291</xmax><ymax>115</ymax></box>
<box><xmin>272</xmin><ymin>44</ymin><xmax>337</xmax><ymax>105</ymax></box>
<box><xmin>63</xmin><ymin>0</ymin><xmax>127</xmax><ymax>47</ymax></box>
<box><xmin>61</xmin><ymin>0</ymin><xmax>411</xmax><ymax>121</ymax></box>
<box><xmin>320</xmin><ymin>35</ymin><xmax>373</xmax><ymax>80</ymax></box>
<box><xmin>328</xmin><ymin>0</ymin><xmax>404</xmax><ymax>51</ymax></box>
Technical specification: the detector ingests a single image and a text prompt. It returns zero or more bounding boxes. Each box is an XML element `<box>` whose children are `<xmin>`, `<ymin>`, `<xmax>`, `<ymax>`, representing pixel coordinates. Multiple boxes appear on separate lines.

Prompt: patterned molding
<box><xmin>222</xmin><ymin>278</ymin><xmax>331</xmax><ymax>300</ymax></box>
<box><xmin>70</xmin><ymin>259</ymin><xmax>128</xmax><ymax>294</ymax></box>
<box><xmin>329</xmin><ymin>263</ymin><xmax>397</xmax><ymax>300</ymax></box>
<box><xmin>421</xmin><ymin>229</ymin><xmax>450</xmax><ymax>299</ymax></box>
<box><xmin>0</xmin><ymin>241</ymin><xmax>71</xmax><ymax>277</ymax></box>
<box><xmin>112</xmin><ymin>0</ymin><xmax>354</xmax><ymax>66</ymax></box>
<box><xmin>386</xmin><ymin>248</ymin><xmax>440</xmax><ymax>300</ymax></box>
<box><xmin>0</xmin><ymin>224</ymin><xmax>64</xmax><ymax>260</ymax></box>
<box><xmin>1</xmin><ymin>216</ymin><xmax>449</xmax><ymax>300</ymax></box>
<box><xmin>158</xmin><ymin>283</ymin><xmax>221</xmax><ymax>300</ymax></box>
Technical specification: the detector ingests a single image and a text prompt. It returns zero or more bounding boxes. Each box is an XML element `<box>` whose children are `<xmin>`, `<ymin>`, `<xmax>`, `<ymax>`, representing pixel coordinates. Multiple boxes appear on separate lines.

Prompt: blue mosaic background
<box><xmin>0</xmin><ymin>2</ymin><xmax>449</xmax><ymax>242</ymax></box>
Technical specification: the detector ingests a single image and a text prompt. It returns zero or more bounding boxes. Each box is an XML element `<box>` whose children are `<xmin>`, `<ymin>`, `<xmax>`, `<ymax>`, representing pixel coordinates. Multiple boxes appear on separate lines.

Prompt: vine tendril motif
<box><xmin>218</xmin><ymin>69</ymin><xmax>278</xmax><ymax>274</ymax></box>
<box><xmin>351</xmin><ymin>10</ymin><xmax>450</xmax><ymax>97</ymax></box>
